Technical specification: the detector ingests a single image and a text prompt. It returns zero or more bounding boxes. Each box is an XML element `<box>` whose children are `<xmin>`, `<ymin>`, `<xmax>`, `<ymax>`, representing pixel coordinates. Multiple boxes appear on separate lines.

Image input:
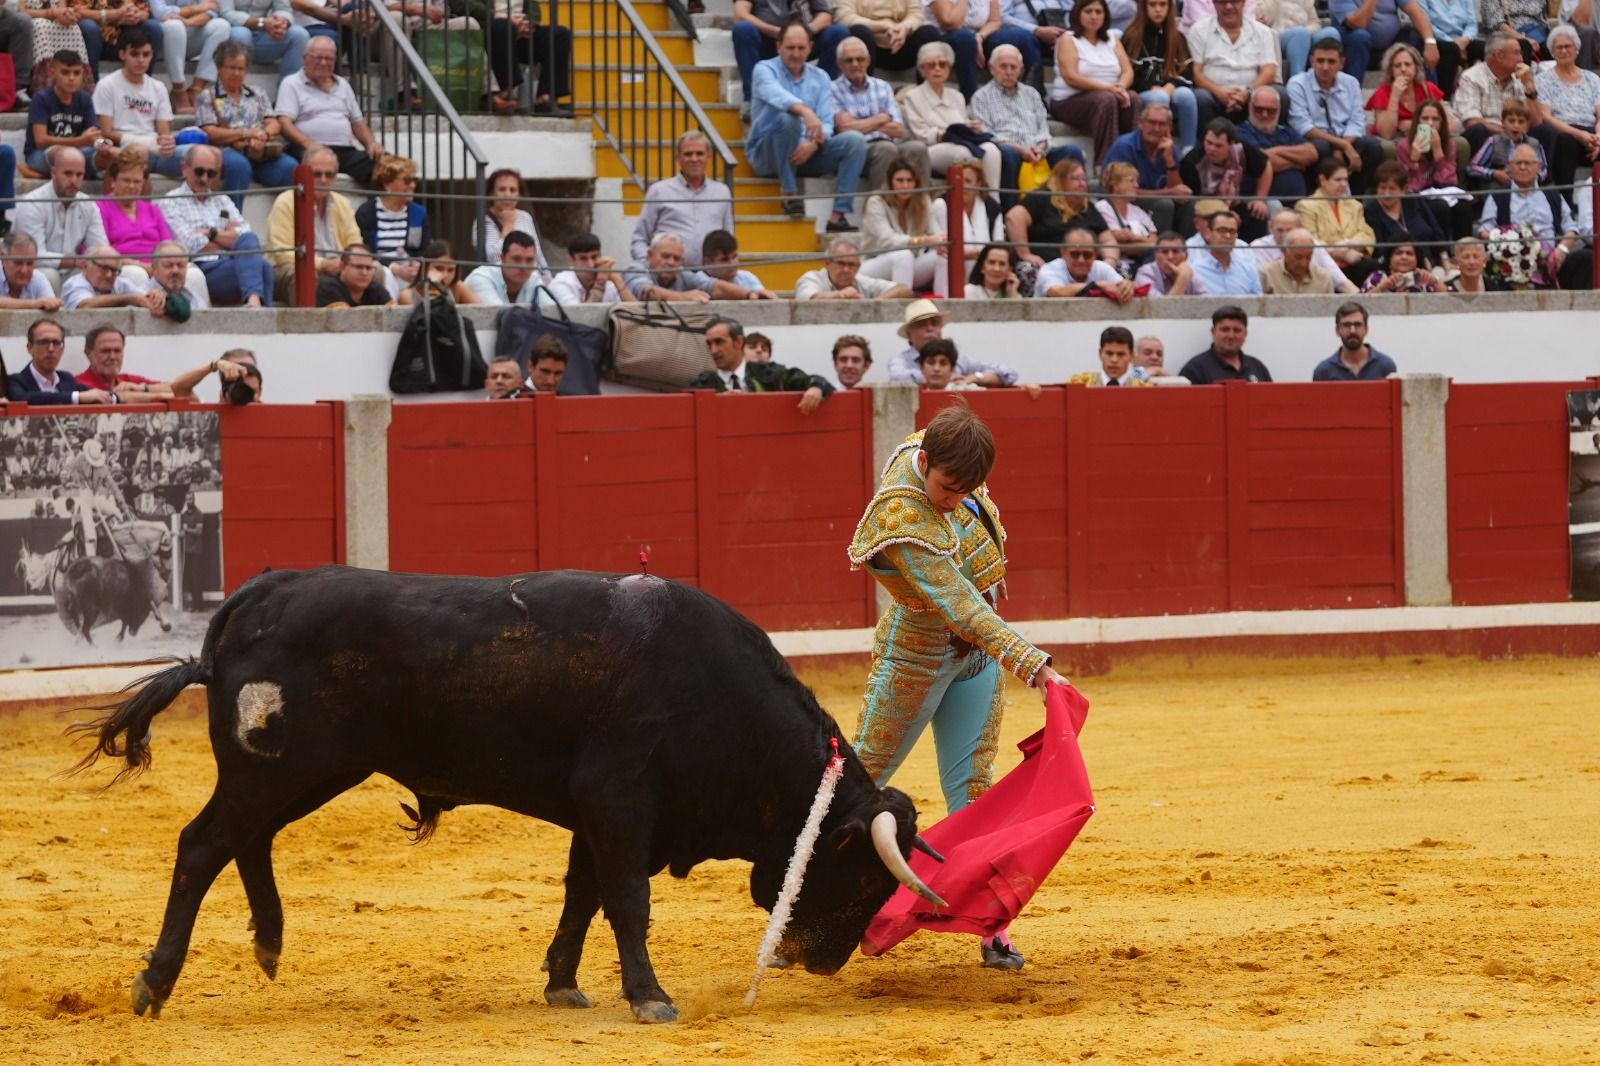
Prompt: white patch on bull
<box><xmin>617</xmin><ymin>573</ymin><xmax>663</xmax><ymax>590</ymax></box>
<box><xmin>235</xmin><ymin>681</ymin><xmax>285</xmax><ymax>757</ymax></box>
<box><xmin>507</xmin><ymin>578</ymin><xmax>529</xmax><ymax>616</ymax></box>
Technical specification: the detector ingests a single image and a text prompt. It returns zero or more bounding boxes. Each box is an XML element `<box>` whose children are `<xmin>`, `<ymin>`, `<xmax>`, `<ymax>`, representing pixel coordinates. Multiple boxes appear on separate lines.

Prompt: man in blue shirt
<box><xmin>1328</xmin><ymin>0</ymin><xmax>1443</xmax><ymax>79</ymax></box>
<box><xmin>1313</xmin><ymin>303</ymin><xmax>1400</xmax><ymax>380</ymax></box>
<box><xmin>733</xmin><ymin>0</ymin><xmax>856</xmax><ymax>110</ymax></box>
<box><xmin>1188</xmin><ymin>209</ymin><xmax>1263</xmax><ymax>295</ymax></box>
<box><xmin>1100</xmin><ymin>104</ymin><xmax>1190</xmax><ymax>233</ymax></box>
<box><xmin>1286</xmin><ymin>38</ymin><xmax>1384</xmax><ymax>195</ymax></box>
<box><xmin>746</xmin><ymin>19</ymin><xmax>867</xmax><ymax>231</ymax></box>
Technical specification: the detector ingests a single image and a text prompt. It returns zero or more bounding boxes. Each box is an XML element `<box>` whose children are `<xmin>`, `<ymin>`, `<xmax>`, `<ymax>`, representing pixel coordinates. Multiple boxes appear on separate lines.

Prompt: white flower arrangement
<box><xmin>1483</xmin><ymin>222</ymin><xmax>1545</xmax><ymax>287</ymax></box>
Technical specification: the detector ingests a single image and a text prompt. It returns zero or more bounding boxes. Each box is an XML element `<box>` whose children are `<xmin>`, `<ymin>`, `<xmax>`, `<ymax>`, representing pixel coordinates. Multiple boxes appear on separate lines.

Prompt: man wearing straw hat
<box><xmin>886</xmin><ymin>298</ymin><xmax>1017</xmax><ymax>385</ymax></box>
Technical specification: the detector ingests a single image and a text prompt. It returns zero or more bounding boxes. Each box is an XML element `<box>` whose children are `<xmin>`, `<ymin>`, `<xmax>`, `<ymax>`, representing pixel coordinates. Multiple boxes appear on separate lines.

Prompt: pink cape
<box><xmin>860</xmin><ymin>682</ymin><xmax>1095</xmax><ymax>956</ymax></box>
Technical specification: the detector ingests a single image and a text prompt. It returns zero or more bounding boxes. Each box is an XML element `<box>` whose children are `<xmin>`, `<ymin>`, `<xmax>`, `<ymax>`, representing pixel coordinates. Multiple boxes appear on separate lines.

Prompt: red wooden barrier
<box><xmin>221</xmin><ymin>402</ymin><xmax>344</xmax><ymax>589</ymax></box>
<box><xmin>1447</xmin><ymin>382</ymin><xmax>1580</xmax><ymax>605</ymax></box>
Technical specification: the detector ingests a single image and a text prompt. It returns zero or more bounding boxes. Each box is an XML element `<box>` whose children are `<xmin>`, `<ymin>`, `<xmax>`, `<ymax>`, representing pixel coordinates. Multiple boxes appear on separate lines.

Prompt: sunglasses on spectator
<box><xmin>924</xmin><ymin>60</ymin><xmax>950</xmax><ymax>68</ymax></box>
<box><xmin>190</xmin><ymin>167</ymin><xmax>219</xmax><ymax>178</ymax></box>
<box><xmin>312</xmin><ymin>169</ymin><xmax>338</xmax><ymax>179</ymax></box>
<box><xmin>1065</xmin><ymin>249</ymin><xmax>1096</xmax><ymax>259</ymax></box>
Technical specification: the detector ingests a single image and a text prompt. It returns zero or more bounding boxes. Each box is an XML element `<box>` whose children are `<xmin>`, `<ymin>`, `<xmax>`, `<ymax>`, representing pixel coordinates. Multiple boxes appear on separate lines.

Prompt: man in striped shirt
<box><xmin>831</xmin><ymin>34</ymin><xmax>931</xmax><ymax>192</ymax></box>
<box><xmin>157</xmin><ymin>144</ymin><xmax>274</xmax><ymax>307</ymax></box>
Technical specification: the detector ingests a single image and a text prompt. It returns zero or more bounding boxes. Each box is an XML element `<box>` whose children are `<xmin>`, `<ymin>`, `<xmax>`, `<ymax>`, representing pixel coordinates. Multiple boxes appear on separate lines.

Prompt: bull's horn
<box><xmin>870</xmin><ymin>811</ymin><xmax>948</xmax><ymax>909</ymax></box>
<box><xmin>911</xmin><ymin>836</ymin><xmax>945</xmax><ymax>863</ymax></box>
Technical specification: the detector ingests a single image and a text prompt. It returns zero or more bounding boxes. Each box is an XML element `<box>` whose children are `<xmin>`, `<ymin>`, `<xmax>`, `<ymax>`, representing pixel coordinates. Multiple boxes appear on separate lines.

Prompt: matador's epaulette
<box><xmin>847</xmin><ymin>487</ymin><xmax>957</xmax><ymax>568</ymax></box>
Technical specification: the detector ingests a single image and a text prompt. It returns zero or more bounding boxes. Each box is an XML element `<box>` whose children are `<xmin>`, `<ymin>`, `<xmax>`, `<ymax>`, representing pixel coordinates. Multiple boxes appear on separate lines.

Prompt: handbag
<box><xmin>1023</xmin><ymin>0</ymin><xmax>1068</xmax><ymax>29</ymax></box>
<box><xmin>494</xmin><ymin>295</ymin><xmax>605</xmax><ymax>396</ymax></box>
<box><xmin>605</xmin><ymin>302</ymin><xmax>719</xmax><ymax>392</ymax></box>
<box><xmin>1017</xmin><ymin>158</ymin><xmax>1052</xmax><ymax>193</ymax></box>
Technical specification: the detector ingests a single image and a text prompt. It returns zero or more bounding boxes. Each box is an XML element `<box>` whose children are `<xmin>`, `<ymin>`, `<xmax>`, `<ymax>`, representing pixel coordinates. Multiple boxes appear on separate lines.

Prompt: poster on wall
<box><xmin>1570</xmin><ymin>389</ymin><xmax>1600</xmax><ymax>601</ymax></box>
<box><xmin>1</xmin><ymin>411</ymin><xmax>224</xmax><ymax>670</ymax></box>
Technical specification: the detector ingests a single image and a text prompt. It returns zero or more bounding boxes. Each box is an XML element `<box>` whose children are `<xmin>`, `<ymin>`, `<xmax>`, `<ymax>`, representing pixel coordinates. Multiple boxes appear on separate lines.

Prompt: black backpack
<box><xmin>389</xmin><ymin>288</ymin><xmax>487</xmax><ymax>394</ymax></box>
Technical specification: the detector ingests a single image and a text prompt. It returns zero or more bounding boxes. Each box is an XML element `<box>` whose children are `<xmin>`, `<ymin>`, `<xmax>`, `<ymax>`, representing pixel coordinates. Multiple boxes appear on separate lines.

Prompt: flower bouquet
<box><xmin>1482</xmin><ymin>222</ymin><xmax>1546</xmax><ymax>288</ymax></box>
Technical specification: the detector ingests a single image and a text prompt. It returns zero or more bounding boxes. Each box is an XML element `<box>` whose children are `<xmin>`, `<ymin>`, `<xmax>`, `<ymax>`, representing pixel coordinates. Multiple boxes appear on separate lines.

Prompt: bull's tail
<box><xmin>65</xmin><ymin>658</ymin><xmax>207</xmax><ymax>784</ymax></box>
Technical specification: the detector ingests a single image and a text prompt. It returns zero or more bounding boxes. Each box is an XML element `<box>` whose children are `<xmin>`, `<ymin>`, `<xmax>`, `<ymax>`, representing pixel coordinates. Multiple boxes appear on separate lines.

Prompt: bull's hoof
<box><xmin>159</xmin><ymin>621</ymin><xmax>172</xmax><ymax>633</ymax></box>
<box><xmin>253</xmin><ymin>940</ymin><xmax>280</xmax><ymax>980</ymax></box>
<box><xmin>543</xmin><ymin>986</ymin><xmax>592</xmax><ymax>1009</ymax></box>
<box><xmin>630</xmin><ymin>999</ymin><xmax>679</xmax><ymax>1024</ymax></box>
<box><xmin>131</xmin><ymin>971</ymin><xmax>165</xmax><ymax>1018</ymax></box>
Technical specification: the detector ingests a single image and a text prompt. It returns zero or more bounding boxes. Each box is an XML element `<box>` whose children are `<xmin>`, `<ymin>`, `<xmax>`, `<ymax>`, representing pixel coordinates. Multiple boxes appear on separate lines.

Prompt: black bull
<box><xmin>72</xmin><ymin>565</ymin><xmax>943</xmax><ymax>1023</ymax></box>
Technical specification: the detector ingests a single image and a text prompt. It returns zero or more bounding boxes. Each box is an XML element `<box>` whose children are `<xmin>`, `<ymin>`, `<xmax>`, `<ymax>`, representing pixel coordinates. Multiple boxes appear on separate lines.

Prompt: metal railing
<box><xmin>575</xmin><ymin>0</ymin><xmax>737</xmax><ymax>190</ymax></box>
<box><xmin>349</xmin><ymin>0</ymin><xmax>490</xmax><ymax>259</ymax></box>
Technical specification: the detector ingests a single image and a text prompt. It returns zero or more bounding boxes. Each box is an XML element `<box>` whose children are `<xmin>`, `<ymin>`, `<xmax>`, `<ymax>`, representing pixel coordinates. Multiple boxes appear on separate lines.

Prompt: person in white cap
<box><xmin>887</xmin><ymin>298</ymin><xmax>1018</xmax><ymax>385</ymax></box>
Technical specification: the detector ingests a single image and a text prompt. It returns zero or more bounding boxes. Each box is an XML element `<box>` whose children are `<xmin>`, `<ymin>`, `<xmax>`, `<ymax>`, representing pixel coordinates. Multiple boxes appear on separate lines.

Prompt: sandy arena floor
<box><xmin>0</xmin><ymin>655</ymin><xmax>1596</xmax><ymax>1065</ymax></box>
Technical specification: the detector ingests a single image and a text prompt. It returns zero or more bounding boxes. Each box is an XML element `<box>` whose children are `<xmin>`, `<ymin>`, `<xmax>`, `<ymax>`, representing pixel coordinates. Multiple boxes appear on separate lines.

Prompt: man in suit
<box><xmin>5</xmin><ymin>319</ymin><xmax>117</xmax><ymax>404</ymax></box>
<box><xmin>687</xmin><ymin>316</ymin><xmax>833</xmax><ymax>414</ymax></box>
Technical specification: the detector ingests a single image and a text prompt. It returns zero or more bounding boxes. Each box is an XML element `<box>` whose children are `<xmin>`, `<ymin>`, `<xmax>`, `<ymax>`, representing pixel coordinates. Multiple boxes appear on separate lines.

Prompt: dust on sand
<box><xmin>0</xmin><ymin>655</ymin><xmax>1596</xmax><ymax>1065</ymax></box>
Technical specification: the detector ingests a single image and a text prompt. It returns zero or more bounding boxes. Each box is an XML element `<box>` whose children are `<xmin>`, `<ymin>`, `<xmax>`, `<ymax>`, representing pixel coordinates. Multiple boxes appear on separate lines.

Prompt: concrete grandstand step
<box><xmin>575</xmin><ymin>29</ymin><xmax>698</xmax><ymax>67</ymax></box>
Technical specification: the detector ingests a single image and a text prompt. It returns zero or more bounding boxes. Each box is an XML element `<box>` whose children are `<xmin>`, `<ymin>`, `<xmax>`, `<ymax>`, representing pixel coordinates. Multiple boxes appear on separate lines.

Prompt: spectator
<box><xmin>73</xmin><ymin>323</ymin><xmax>173</xmax><ymax>398</ymax></box>
<box><xmin>1188</xmin><ymin>207</ymin><xmax>1263</xmax><ymax>292</ymax></box>
<box><xmin>0</xmin><ymin>232</ymin><xmax>63</xmax><ymax>310</ymax></box>
<box><xmin>745</xmin><ymin>332</ymin><xmax>772</xmax><ymax>361</ymax></box>
<box><xmin>93</xmin><ymin>27</ymin><xmax>192</xmax><ymax>179</ymax></box>
<box><xmin>62</xmin><ymin>245</ymin><xmax>167</xmax><ymax>310</ymax></box>
<box><xmin>26</xmin><ymin>50</ymin><xmax>99</xmax><ymax>179</ymax></box>
<box><xmin>1414</xmin><ymin>0</ymin><xmax>1477</xmax><ymax>94</ymax></box>
<box><xmin>220</xmin><ymin>0</ymin><xmax>310</xmax><ymax>85</ymax></box>
<box><xmin>1287</xmin><ymin>37</ymin><xmax>1384</xmax><ymax>195</ymax></box>
<box><xmin>832</xmin><ymin>333</ymin><xmax>873</xmax><ymax>387</ymax></box>
<box><xmin>901</xmin><ymin>40</ymin><xmax>1002</xmax><ymax>193</ymax></box>
<box><xmin>1313</xmin><ymin>301</ymin><xmax>1398</xmax><ymax>379</ymax></box>
<box><xmin>861</xmin><ymin>157</ymin><xmax>950</xmax><ymax>295</ymax></box>
<box><xmin>733</xmin><ymin>1</ymin><xmax>854</xmax><ymax>109</ymax></box>
<box><xmin>316</xmin><ymin>244</ymin><xmax>392</xmax><ymax>306</ymax></box>
<box><xmin>1361</xmin><ymin>240</ymin><xmax>1448</xmax><ymax>291</ymax></box>
<box><xmin>1068</xmin><ymin>325</ymin><xmax>1149</xmax><ymax>385</ymax></box>
<box><xmin>355</xmin><ymin>153</ymin><xmax>430</xmax><ymax>289</ymax></box>
<box><xmin>1186</xmin><ymin>0</ymin><xmax>1277</xmax><ymax>126</ymax></box>
<box><xmin>1260</xmin><ymin>226</ymin><xmax>1339</xmax><ymax>291</ymax></box>
<box><xmin>921</xmin><ymin>0</ymin><xmax>1012</xmax><ymax>99</ymax></box>
<box><xmin>1457</xmin><ymin>32</ymin><xmax>1555</xmax><ymax>156</ymax></box>
<box><xmin>1298</xmin><ymin>155</ymin><xmax>1378</xmax><ymax>281</ymax></box>
<box><xmin>196</xmin><ymin>39</ymin><xmax>298</xmax><ymax>196</ymax></box>
<box><xmin>1178</xmin><ymin>304</ymin><xmax>1272</xmax><ymax>383</ymax></box>
<box><xmin>1250</xmin><ymin>207</ymin><xmax>1361</xmax><ymax>291</ymax></box>
<box><xmin>1004</xmin><ymin>155</ymin><xmax>1106</xmax><ymax>269</ymax></box>
<box><xmin>1480</xmin><ymin>0</ymin><xmax>1549</xmax><ymax>61</ymax></box>
<box><xmin>397</xmin><ymin>239</ymin><xmax>480</xmax><ymax>305</ymax></box>
<box><xmin>1327</xmin><ymin>0</ymin><xmax>1443</xmax><ymax>82</ymax></box>
<box><xmin>291</xmin><ymin>0</ymin><xmax>370</xmax><ymax>62</ymax></box>
<box><xmin>687</xmin><ymin>315</ymin><xmax>832</xmax><ymax>414</ymax></box>
<box><xmin>14</xmin><ymin>145</ymin><xmax>107</xmax><ymax>278</ymax></box>
<box><xmin>484</xmin><ymin>355</ymin><xmax>525</xmax><ymax>399</ymax></box>
<box><xmin>1095</xmin><ymin>161</ymin><xmax>1158</xmax><ymax>261</ymax></box>
<box><xmin>1397</xmin><ymin>100</ymin><xmax>1476</xmax><ymax>238</ymax></box>
<box><xmin>1258</xmin><ymin>0</ymin><xmax>1329</xmax><ymax>79</ymax></box>
<box><xmin>1178</xmin><ymin>0</ymin><xmax>1255</xmax><ymax>36</ymax></box>
<box><xmin>1447</xmin><ymin>234</ymin><xmax>1501</xmax><ymax>291</ymax></box>
<box><xmin>995</xmin><ymin>0</ymin><xmax>1077</xmax><ymax>72</ymax></box>
<box><xmin>149</xmin><ymin>0</ymin><xmax>231</xmax><ymax>114</ymax></box>
<box><xmin>470</xmin><ymin>0</ymin><xmax>572</xmax><ymax>115</ymax></box>
<box><xmin>1179</xmin><ymin>119</ymin><xmax>1272</xmax><ymax>241</ymax></box>
<box><xmin>29</xmin><ymin>0</ymin><xmax>94</xmax><ymax>96</ymax></box>
<box><xmin>832</xmin><ymin>35</ymin><xmax>932</xmax><ymax>193</ymax></box>
<box><xmin>916</xmin><ymin>337</ymin><xmax>974</xmax><ymax>390</ymax></box>
<box><xmin>700</xmin><ymin>229</ymin><xmax>777</xmax><ymax>297</ymax></box>
<box><xmin>1049</xmin><ymin>0</ymin><xmax>1136</xmax><ymax>165</ymax></box>
<box><xmin>887</xmin><ymin>297</ymin><xmax>1016</xmax><ymax>383</ymax></box>
<box><xmin>168</xmin><ymin>349</ymin><xmax>262</xmax><ymax>401</ymax></box>
<box><xmin>464</xmin><ymin>231</ymin><xmax>542</xmax><ymax>306</ymax></box>
<box><xmin>476</xmin><ymin>166</ymin><xmax>548</xmax><ymax>271</ymax></box>
<box><xmin>747</xmin><ymin>20</ymin><xmax>867</xmax><ymax>229</ymax></box>
<box><xmin>624</xmin><ymin>232</ymin><xmax>752</xmax><ymax>302</ymax></box>
<box><xmin>1101</xmin><ymin>103</ymin><xmax>1190</xmax><ymax>233</ymax></box>
<box><xmin>629</xmin><ymin>131</ymin><xmax>733</xmax><ymax>269</ymax></box>
<box><xmin>6</xmin><ymin>319</ymin><xmax>115</xmax><ymax>404</ymax></box>
<box><xmin>973</xmin><ymin>42</ymin><xmax>1079</xmax><ymax>203</ymax></box>
<box><xmin>1477</xmin><ymin>142</ymin><xmax>1593</xmax><ymax>288</ymax></box>
<box><xmin>526</xmin><ymin>334</ymin><xmax>567</xmax><ymax>392</ymax></box>
<box><xmin>1036</xmin><ymin>226</ymin><xmax>1137</xmax><ymax>299</ymax></box>
<box><xmin>543</xmin><ymin>231</ymin><xmax>630</xmax><ymax>305</ymax></box>
<box><xmin>964</xmin><ymin>241</ymin><xmax>1022</xmax><ymax>298</ymax></box>
<box><xmin>1566</xmin><ymin>0</ymin><xmax>1600</xmax><ymax>73</ymax></box>
<box><xmin>1136</xmin><ymin>229</ymin><xmax>1208</xmax><ymax>293</ymax></box>
<box><xmin>1123</xmin><ymin>0</ymin><xmax>1199</xmax><ymax>153</ymax></box>
<box><xmin>1236</xmin><ymin>86</ymin><xmax>1319</xmax><ymax>201</ymax></box>
<box><xmin>0</xmin><ymin>5</ymin><xmax>32</xmax><ymax>108</ymax></box>
<box><xmin>795</xmin><ymin>234</ymin><xmax>915</xmax><ymax>300</ymax></box>
<box><xmin>1365</xmin><ymin>159</ymin><xmax>1450</xmax><ymax>265</ymax></box>
<box><xmin>944</xmin><ymin>156</ymin><xmax>1002</xmax><ymax>266</ymax></box>
<box><xmin>1367</xmin><ymin>42</ymin><xmax>1444</xmax><ymax>142</ymax></box>
<box><xmin>1536</xmin><ymin>25</ymin><xmax>1600</xmax><ymax>197</ymax></box>
<box><xmin>1467</xmin><ymin>98</ymin><xmax>1549</xmax><ymax>188</ymax></box>
<box><xmin>98</xmin><ymin>148</ymin><xmax>175</xmax><ymax>265</ymax></box>
<box><xmin>834</xmin><ymin>0</ymin><xmax>941</xmax><ymax>79</ymax></box>
<box><xmin>160</xmin><ymin>143</ymin><xmax>273</xmax><ymax>306</ymax></box>
<box><xmin>145</xmin><ymin>240</ymin><xmax>211</xmax><ymax>317</ymax></box>
<box><xmin>275</xmin><ymin>35</ymin><xmax>382</xmax><ymax>184</ymax></box>
<box><xmin>1135</xmin><ymin>333</ymin><xmax>1168</xmax><ymax>373</ymax></box>
<box><xmin>266</xmin><ymin>144</ymin><xmax>360</xmax><ymax>301</ymax></box>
